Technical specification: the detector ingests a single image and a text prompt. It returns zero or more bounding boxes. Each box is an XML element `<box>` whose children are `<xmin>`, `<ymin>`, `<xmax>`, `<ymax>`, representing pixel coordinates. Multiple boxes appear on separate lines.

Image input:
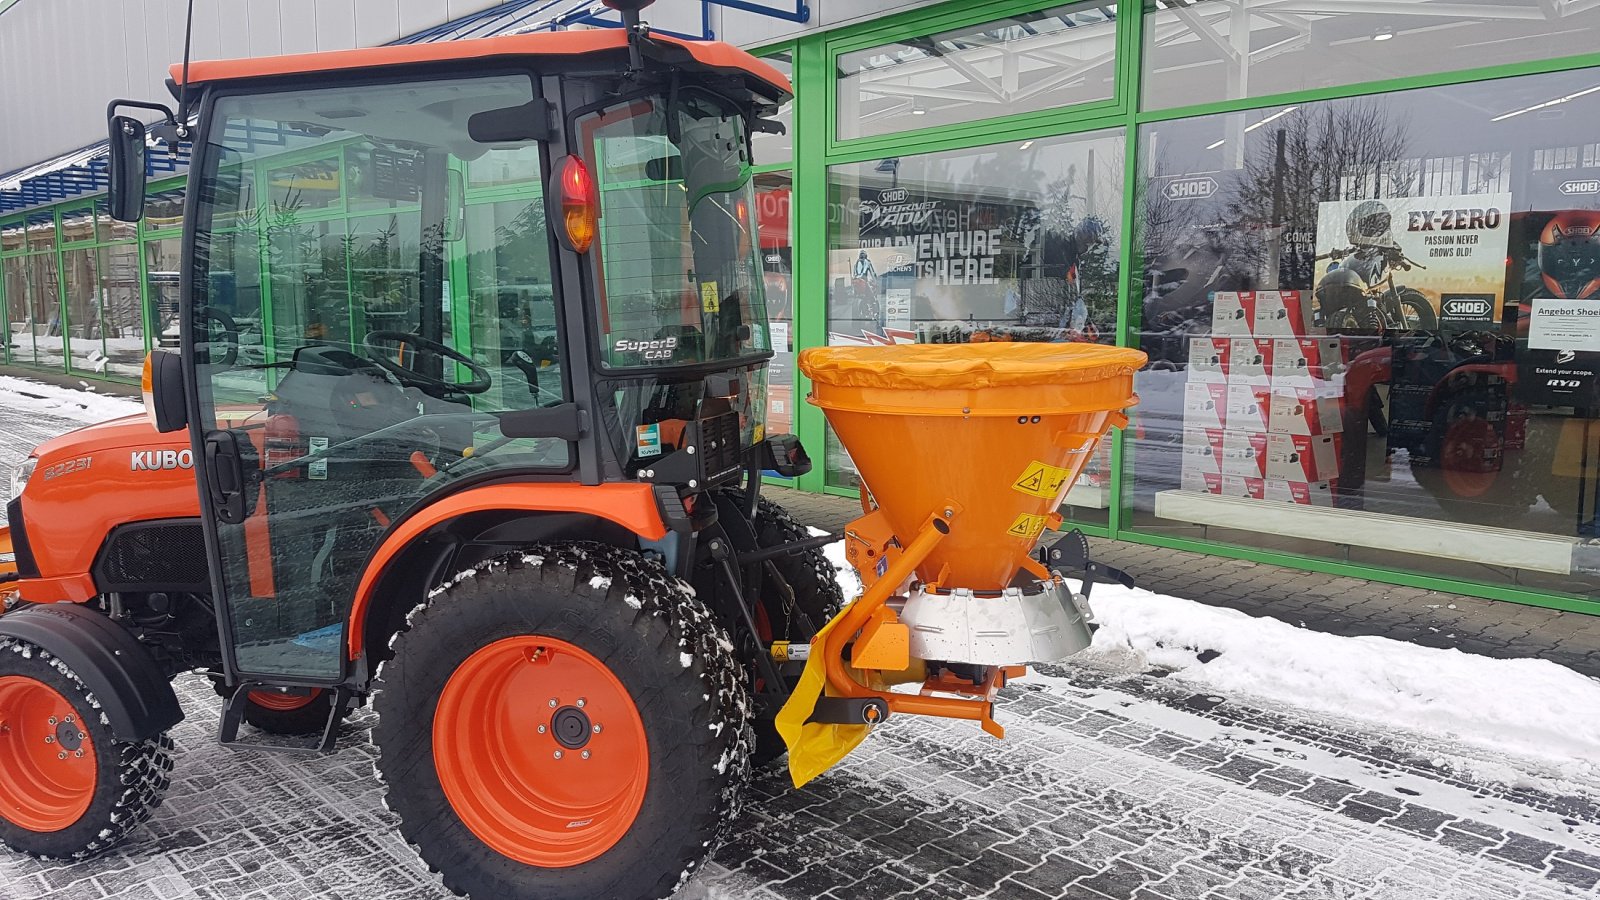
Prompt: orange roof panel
<box><xmin>169</xmin><ymin>30</ymin><xmax>790</xmax><ymax>100</ymax></box>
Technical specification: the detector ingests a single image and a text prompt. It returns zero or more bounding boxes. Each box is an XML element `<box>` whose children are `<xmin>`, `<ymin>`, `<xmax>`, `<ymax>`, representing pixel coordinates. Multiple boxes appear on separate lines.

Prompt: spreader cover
<box><xmin>801</xmin><ymin>343</ymin><xmax>1145</xmax><ymax>590</ymax></box>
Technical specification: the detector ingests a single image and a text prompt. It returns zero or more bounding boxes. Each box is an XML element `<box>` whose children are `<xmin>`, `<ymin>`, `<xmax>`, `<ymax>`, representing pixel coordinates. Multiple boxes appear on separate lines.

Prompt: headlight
<box><xmin>9</xmin><ymin>458</ymin><xmax>36</xmax><ymax>502</ymax></box>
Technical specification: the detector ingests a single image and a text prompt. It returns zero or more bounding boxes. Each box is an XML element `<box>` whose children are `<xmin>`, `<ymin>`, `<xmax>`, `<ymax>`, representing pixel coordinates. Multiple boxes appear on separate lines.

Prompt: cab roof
<box><xmin>169</xmin><ymin>30</ymin><xmax>790</xmax><ymax>103</ymax></box>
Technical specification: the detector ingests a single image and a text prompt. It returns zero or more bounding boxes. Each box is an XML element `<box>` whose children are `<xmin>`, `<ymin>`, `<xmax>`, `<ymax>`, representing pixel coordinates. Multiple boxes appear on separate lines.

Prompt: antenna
<box><xmin>176</xmin><ymin>0</ymin><xmax>196</xmax><ymax>139</ymax></box>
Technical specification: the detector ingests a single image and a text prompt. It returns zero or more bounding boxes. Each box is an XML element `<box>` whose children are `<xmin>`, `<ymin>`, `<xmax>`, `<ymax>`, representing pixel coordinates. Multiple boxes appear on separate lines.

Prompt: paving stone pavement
<box><xmin>2</xmin><ymin>664</ymin><xmax>1597</xmax><ymax>900</ymax></box>
<box><xmin>762</xmin><ymin>487</ymin><xmax>1600</xmax><ymax>679</ymax></box>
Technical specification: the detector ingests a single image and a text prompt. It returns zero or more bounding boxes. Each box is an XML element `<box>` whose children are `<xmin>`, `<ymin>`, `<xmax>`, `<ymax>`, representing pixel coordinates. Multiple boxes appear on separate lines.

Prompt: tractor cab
<box><xmin>114</xmin><ymin>21</ymin><xmax>791</xmax><ymax>684</ymax></box>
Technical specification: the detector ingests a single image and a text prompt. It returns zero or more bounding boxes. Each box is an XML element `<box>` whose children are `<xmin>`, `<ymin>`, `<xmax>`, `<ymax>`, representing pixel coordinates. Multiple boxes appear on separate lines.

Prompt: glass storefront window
<box><xmin>463</xmin><ymin>196</ymin><xmax>560</xmax><ymax>411</ymax></box>
<box><xmin>753</xmin><ymin>50</ymin><xmax>793</xmax><ymax>165</ymax></box>
<box><xmin>1142</xmin><ymin>0</ymin><xmax>1600</xmax><ymax>111</ymax></box>
<box><xmin>144</xmin><ymin>238</ymin><xmax>183</xmax><ymax>352</ymax></box>
<box><xmin>61</xmin><ymin>247</ymin><xmax>102</xmax><ymax>375</ymax></box>
<box><xmin>468</xmin><ymin>145</ymin><xmax>542</xmax><ymax>189</ymax></box>
<box><xmin>24</xmin><ymin>211</ymin><xmax>54</xmax><ymax>252</ymax></box>
<box><xmin>836</xmin><ymin>2</ymin><xmax>1117</xmax><ymax>142</ymax></box>
<box><xmin>824</xmin><ymin>128</ymin><xmax>1126</xmax><ymax>525</ymax></box>
<box><xmin>93</xmin><ymin>243</ymin><xmax>143</xmax><ymax>379</ymax></box>
<box><xmin>755</xmin><ymin>170</ymin><xmax>795</xmax><ymax>437</ymax></box>
<box><xmin>2</xmin><ymin>256</ymin><xmax>31</xmax><ymax>366</ymax></box>
<box><xmin>1130</xmin><ymin>67</ymin><xmax>1600</xmax><ymax>597</ymax></box>
<box><xmin>144</xmin><ymin>184</ymin><xmax>187</xmax><ymax>231</ymax></box>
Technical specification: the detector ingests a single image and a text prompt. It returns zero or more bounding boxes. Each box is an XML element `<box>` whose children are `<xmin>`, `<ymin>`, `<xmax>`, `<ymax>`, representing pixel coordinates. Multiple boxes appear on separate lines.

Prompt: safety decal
<box><xmin>1012</xmin><ymin>460</ymin><xmax>1071</xmax><ymax>499</ymax></box>
<box><xmin>308</xmin><ymin>437</ymin><xmax>330</xmax><ymax>481</ymax></box>
<box><xmin>700</xmin><ymin>281</ymin><xmax>721</xmax><ymax>314</ymax></box>
<box><xmin>1005</xmin><ymin>513</ymin><xmax>1049</xmax><ymax>540</ymax></box>
<box><xmin>636</xmin><ymin>423</ymin><xmax>662</xmax><ymax>458</ymax></box>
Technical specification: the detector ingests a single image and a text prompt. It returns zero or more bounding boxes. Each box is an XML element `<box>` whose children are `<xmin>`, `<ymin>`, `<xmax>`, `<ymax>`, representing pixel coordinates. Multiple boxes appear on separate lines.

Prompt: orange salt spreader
<box><xmin>774</xmin><ymin>342</ymin><xmax>1147</xmax><ymax>786</ymax></box>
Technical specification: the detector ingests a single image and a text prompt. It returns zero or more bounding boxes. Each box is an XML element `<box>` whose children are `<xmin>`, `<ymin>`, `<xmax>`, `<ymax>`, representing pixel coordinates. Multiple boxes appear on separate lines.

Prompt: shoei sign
<box><xmin>1560</xmin><ymin>180</ymin><xmax>1600</xmax><ymax>195</ymax></box>
<box><xmin>1164</xmin><ymin>176</ymin><xmax>1218</xmax><ymax>201</ymax></box>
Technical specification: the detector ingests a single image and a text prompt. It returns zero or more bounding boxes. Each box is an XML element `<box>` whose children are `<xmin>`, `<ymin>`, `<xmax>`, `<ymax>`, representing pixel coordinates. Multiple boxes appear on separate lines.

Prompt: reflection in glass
<box><xmin>837</xmin><ymin>3</ymin><xmax>1117</xmax><ymax>142</ymax></box>
<box><xmin>755</xmin><ymin>171</ymin><xmax>794</xmax><ymax>436</ymax></box>
<box><xmin>1130</xmin><ymin>69</ymin><xmax>1600</xmax><ymax>598</ymax></box>
<box><xmin>822</xmin><ymin>129</ymin><xmax>1125</xmax><ymax>527</ymax></box>
<box><xmin>752</xmin><ymin>51</ymin><xmax>794</xmax><ymax>164</ymax></box>
<box><xmin>62</xmin><ymin>248</ymin><xmax>103</xmax><ymax>375</ymax></box>
<box><xmin>1142</xmin><ymin>0</ymin><xmax>1600</xmax><ymax>110</ymax></box>
<box><xmin>99</xmin><ymin>243</ymin><xmax>144</xmax><ymax>378</ymax></box>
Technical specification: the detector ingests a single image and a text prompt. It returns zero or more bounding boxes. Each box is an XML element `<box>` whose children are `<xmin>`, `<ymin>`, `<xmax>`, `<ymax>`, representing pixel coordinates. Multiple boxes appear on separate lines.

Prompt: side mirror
<box><xmin>107</xmin><ymin>115</ymin><xmax>148</xmax><ymax>223</ymax></box>
<box><xmin>142</xmin><ymin>350</ymin><xmax>187</xmax><ymax>433</ymax></box>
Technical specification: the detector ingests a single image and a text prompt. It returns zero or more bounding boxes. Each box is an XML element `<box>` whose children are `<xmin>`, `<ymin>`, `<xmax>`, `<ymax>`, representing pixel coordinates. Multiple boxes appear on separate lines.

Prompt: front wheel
<box><xmin>1396</xmin><ymin>289</ymin><xmax>1438</xmax><ymax>331</ymax></box>
<box><xmin>0</xmin><ymin>639</ymin><xmax>174</xmax><ymax>858</ymax></box>
<box><xmin>373</xmin><ymin>544</ymin><xmax>753</xmax><ymax>900</ymax></box>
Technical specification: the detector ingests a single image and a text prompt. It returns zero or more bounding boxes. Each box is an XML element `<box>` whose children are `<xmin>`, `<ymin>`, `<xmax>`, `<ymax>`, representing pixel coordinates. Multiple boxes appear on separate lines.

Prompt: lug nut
<box><xmin>63</xmin><ymin>715</ymin><xmax>72</xmax><ymax>724</ymax></box>
<box><xmin>537</xmin><ymin>724</ymin><xmax>547</xmax><ymax>734</ymax></box>
<box><xmin>592</xmin><ymin>724</ymin><xmax>602</xmax><ymax>734</ymax></box>
<box><xmin>548</xmin><ymin>698</ymin><xmax>558</xmax><ymax>708</ymax></box>
<box><xmin>47</xmin><ymin>717</ymin><xmax>56</xmax><ymax>726</ymax></box>
<box><xmin>553</xmin><ymin>750</ymin><xmax>563</xmax><ymax>760</ymax></box>
<box><xmin>576</xmin><ymin>698</ymin><xmax>586</xmax><ymax>708</ymax></box>
<box><xmin>581</xmin><ymin>750</ymin><xmax>590</xmax><ymax>760</ymax></box>
<box><xmin>57</xmin><ymin>752</ymin><xmax>66</xmax><ymax>760</ymax></box>
<box><xmin>44</xmin><ymin>735</ymin><xmax>53</xmax><ymax>744</ymax></box>
<box><xmin>74</xmin><ymin>749</ymin><xmax>83</xmax><ymax>758</ymax></box>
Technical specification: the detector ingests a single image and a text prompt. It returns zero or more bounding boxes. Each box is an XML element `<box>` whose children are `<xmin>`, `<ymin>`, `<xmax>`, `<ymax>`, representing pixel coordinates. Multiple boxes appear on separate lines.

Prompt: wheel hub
<box><xmin>550</xmin><ymin>705</ymin><xmax>592</xmax><ymax>749</ymax></box>
<box><xmin>54</xmin><ymin>719</ymin><xmax>83</xmax><ymax>752</ymax></box>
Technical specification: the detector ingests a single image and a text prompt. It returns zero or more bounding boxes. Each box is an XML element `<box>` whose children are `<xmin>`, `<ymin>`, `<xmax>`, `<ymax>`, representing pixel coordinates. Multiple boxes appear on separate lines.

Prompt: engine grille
<box><xmin>96</xmin><ymin>520</ymin><xmax>210</xmax><ymax>592</ymax></box>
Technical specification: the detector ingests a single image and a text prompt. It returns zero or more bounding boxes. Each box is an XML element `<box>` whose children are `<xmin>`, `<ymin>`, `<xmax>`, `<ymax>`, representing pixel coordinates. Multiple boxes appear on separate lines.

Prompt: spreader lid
<box><xmin>800</xmin><ymin>343</ymin><xmax>1147</xmax><ymax>391</ymax></box>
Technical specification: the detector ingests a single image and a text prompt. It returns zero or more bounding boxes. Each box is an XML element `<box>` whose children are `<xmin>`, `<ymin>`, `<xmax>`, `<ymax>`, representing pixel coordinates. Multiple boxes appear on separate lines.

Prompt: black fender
<box><xmin>0</xmin><ymin>603</ymin><xmax>184</xmax><ymax>741</ymax></box>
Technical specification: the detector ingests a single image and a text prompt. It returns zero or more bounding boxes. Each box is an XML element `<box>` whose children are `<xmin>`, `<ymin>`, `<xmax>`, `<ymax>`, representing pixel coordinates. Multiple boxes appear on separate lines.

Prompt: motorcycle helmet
<box><xmin>1315</xmin><ymin>267</ymin><xmax>1367</xmax><ymax>314</ymax></box>
<box><xmin>1346</xmin><ymin>199</ymin><xmax>1398</xmax><ymax>249</ymax></box>
<box><xmin>1537</xmin><ymin>210</ymin><xmax>1600</xmax><ymax>299</ymax></box>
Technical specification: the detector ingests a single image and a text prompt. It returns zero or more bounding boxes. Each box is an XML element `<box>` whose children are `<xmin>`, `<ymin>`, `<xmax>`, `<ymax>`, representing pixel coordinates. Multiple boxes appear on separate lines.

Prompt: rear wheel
<box><xmin>0</xmin><ymin>639</ymin><xmax>174</xmax><ymax>858</ymax></box>
<box><xmin>373</xmin><ymin>543</ymin><xmax>752</xmax><ymax>899</ymax></box>
<box><xmin>210</xmin><ymin>680</ymin><xmax>349</xmax><ymax>736</ymax></box>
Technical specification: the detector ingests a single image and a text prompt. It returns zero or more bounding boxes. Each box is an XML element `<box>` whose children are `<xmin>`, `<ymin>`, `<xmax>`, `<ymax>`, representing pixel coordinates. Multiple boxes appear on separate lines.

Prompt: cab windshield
<box><xmin>582</xmin><ymin>91</ymin><xmax>771</xmax><ymax>369</ymax></box>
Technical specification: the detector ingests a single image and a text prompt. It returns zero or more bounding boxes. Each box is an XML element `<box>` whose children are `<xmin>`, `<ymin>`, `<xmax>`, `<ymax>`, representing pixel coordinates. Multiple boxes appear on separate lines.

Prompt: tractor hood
<box><xmin>31</xmin><ymin>414</ymin><xmax>184</xmax><ymax>462</ymax></box>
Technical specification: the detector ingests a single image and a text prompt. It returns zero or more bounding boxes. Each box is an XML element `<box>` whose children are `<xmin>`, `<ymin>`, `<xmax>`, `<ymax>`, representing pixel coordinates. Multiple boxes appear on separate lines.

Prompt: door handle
<box><xmin>204</xmin><ymin>430</ymin><xmax>248</xmax><ymax>525</ymax></box>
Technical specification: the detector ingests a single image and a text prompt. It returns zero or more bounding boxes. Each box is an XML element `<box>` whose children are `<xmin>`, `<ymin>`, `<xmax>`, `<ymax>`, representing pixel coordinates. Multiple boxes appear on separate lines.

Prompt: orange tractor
<box><xmin>0</xmin><ymin>3</ymin><xmax>1144</xmax><ymax>896</ymax></box>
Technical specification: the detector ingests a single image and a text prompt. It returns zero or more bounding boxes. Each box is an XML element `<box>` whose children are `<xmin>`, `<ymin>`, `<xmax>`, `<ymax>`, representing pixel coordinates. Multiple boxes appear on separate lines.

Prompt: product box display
<box><xmin>1264</xmin><ymin>478</ymin><xmax>1335</xmax><ymax>506</ymax></box>
<box><xmin>1226</xmin><ymin>383</ymin><xmax>1271</xmax><ymax>433</ymax></box>
<box><xmin>1265</xmin><ymin>433</ymin><xmax>1339</xmax><ymax>482</ymax></box>
<box><xmin>1221</xmin><ymin>474</ymin><xmax>1266</xmax><ymax>500</ymax></box>
<box><xmin>1227</xmin><ymin>337</ymin><xmax>1273</xmax><ymax>386</ymax></box>
<box><xmin>1181</xmin><ymin>469</ymin><xmax>1224</xmax><ymax>494</ymax></box>
<box><xmin>1189</xmin><ymin>337</ymin><xmax>1230</xmax><ymax>383</ymax></box>
<box><xmin>1182</xmin><ymin>427</ymin><xmax>1224</xmax><ymax>476</ymax></box>
<box><xmin>1271</xmin><ymin>337</ymin><xmax>1346</xmax><ymax>387</ymax></box>
<box><xmin>1253</xmin><ymin>291</ymin><xmax>1310</xmax><ymax>336</ymax></box>
<box><xmin>1211</xmin><ymin>291</ymin><xmax>1310</xmax><ymax>337</ymax></box>
<box><xmin>1222</xmin><ymin>429</ymin><xmax>1268</xmax><ymax>478</ymax></box>
<box><xmin>1268</xmin><ymin>386</ymin><xmax>1342</xmax><ymax>435</ymax></box>
<box><xmin>1184</xmin><ymin>381</ymin><xmax>1228</xmax><ymax>430</ymax></box>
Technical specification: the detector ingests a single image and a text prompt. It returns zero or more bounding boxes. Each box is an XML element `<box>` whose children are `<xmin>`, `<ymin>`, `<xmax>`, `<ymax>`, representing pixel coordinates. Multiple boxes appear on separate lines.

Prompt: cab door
<box><xmin>185</xmin><ymin>73</ymin><xmax>568</xmax><ymax>681</ymax></box>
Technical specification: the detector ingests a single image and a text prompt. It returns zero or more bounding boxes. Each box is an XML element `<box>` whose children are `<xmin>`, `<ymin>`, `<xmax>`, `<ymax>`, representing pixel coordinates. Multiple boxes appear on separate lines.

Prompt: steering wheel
<box><xmin>363</xmin><ymin>330</ymin><xmax>492</xmax><ymax>398</ymax></box>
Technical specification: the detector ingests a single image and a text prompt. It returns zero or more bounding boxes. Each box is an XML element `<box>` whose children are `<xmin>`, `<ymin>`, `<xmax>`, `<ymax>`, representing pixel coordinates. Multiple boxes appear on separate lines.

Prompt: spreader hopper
<box><xmin>777</xmin><ymin>342</ymin><xmax>1146</xmax><ymax>785</ymax></box>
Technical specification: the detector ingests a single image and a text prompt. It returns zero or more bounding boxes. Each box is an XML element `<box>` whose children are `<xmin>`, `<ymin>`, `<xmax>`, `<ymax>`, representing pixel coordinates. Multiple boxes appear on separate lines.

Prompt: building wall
<box><xmin>0</xmin><ymin>0</ymin><xmax>508</xmax><ymax>173</ymax></box>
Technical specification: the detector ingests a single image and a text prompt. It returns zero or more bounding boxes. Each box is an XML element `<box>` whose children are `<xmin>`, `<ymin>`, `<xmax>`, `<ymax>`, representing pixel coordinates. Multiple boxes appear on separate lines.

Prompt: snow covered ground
<box><xmin>0</xmin><ymin>376</ymin><xmax>1598</xmax><ymax>899</ymax></box>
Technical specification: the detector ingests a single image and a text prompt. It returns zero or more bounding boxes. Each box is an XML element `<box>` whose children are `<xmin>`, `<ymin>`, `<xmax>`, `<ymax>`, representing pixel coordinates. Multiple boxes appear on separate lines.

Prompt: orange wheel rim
<box><xmin>1441</xmin><ymin>418</ymin><xmax>1498</xmax><ymax>498</ymax></box>
<box><xmin>248</xmin><ymin>688</ymin><xmax>322</xmax><ymax>711</ymax></box>
<box><xmin>0</xmin><ymin>675</ymin><xmax>97</xmax><ymax>832</ymax></box>
<box><xmin>433</xmin><ymin>636</ymin><xmax>649</xmax><ymax>868</ymax></box>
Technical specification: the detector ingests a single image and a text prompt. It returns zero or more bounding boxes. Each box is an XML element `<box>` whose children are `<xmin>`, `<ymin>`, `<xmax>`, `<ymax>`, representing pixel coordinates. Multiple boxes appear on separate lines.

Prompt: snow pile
<box><xmin>1081</xmin><ymin>583</ymin><xmax>1600</xmax><ymax>772</ymax></box>
<box><xmin>812</xmin><ymin>530</ymin><xmax>1600</xmax><ymax>774</ymax></box>
<box><xmin>0</xmin><ymin>375</ymin><xmax>140</xmax><ymax>424</ymax></box>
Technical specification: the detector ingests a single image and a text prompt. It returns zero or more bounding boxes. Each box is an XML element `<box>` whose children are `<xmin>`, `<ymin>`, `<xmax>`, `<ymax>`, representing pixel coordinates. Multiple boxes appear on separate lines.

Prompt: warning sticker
<box><xmin>1005</xmin><ymin>513</ymin><xmax>1049</xmax><ymax>540</ymax></box>
<box><xmin>700</xmin><ymin>281</ymin><xmax>721</xmax><ymax>314</ymax></box>
<box><xmin>1012</xmin><ymin>460</ymin><xmax>1071</xmax><ymax>499</ymax></box>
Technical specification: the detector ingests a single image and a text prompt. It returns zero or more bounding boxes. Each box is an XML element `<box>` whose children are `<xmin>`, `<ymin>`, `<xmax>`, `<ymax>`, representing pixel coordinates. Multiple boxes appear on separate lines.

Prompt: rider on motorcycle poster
<box><xmin>1311</xmin><ymin>193</ymin><xmax>1511</xmax><ymax>335</ymax></box>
